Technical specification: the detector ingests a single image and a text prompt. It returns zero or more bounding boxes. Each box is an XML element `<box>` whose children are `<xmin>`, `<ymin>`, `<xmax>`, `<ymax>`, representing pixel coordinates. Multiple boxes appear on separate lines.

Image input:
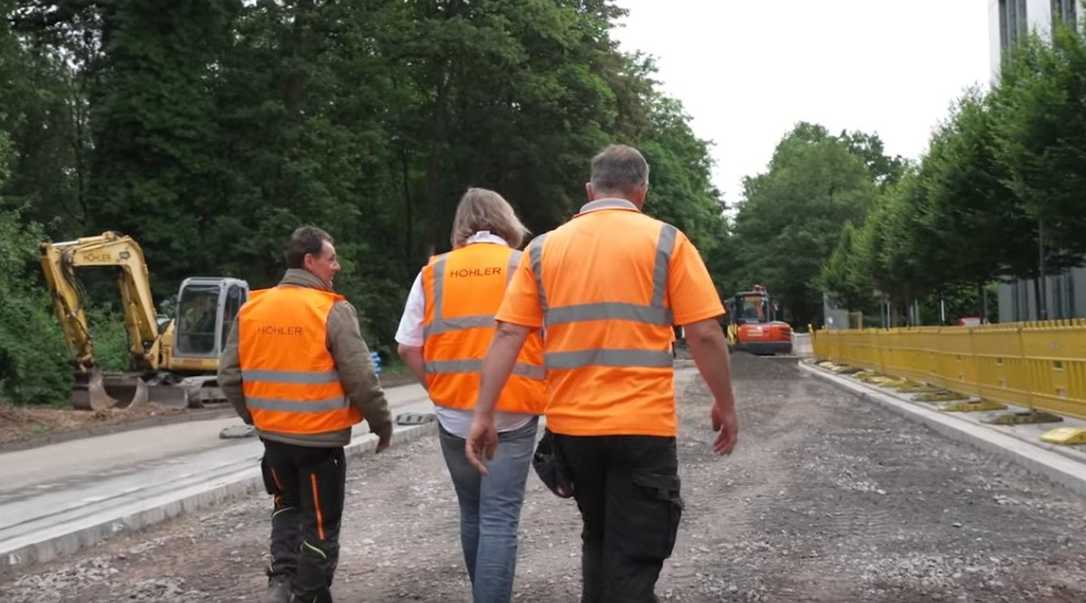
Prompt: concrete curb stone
<box><xmin>1</xmin><ymin>421</ymin><xmax>438</xmax><ymax>570</ymax></box>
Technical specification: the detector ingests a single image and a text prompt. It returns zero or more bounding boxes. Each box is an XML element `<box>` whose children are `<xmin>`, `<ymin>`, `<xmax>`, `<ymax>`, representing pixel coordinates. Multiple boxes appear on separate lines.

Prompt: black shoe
<box><xmin>263</xmin><ymin>575</ymin><xmax>291</xmax><ymax>603</ymax></box>
<box><xmin>288</xmin><ymin>589</ymin><xmax>333</xmax><ymax>603</ymax></box>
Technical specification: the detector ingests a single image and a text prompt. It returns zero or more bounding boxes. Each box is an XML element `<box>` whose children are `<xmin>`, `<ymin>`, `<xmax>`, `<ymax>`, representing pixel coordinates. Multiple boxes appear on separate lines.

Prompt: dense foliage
<box><xmin>817</xmin><ymin>24</ymin><xmax>1086</xmax><ymax>325</ymax></box>
<box><xmin>0</xmin><ymin>1</ymin><xmax>725</xmax><ymax>402</ymax></box>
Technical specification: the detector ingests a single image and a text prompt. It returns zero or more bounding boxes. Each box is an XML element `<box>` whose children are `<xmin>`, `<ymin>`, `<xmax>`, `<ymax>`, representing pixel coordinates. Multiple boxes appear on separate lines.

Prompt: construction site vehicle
<box><xmin>40</xmin><ymin>231</ymin><xmax>249</xmax><ymax>410</ymax></box>
<box><xmin>725</xmin><ymin>285</ymin><xmax>793</xmax><ymax>355</ymax></box>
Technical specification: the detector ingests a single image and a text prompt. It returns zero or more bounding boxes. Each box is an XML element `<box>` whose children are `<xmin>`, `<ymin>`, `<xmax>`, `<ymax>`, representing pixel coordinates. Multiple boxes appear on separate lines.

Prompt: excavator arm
<box><xmin>40</xmin><ymin>232</ymin><xmax>163</xmax><ymax>374</ymax></box>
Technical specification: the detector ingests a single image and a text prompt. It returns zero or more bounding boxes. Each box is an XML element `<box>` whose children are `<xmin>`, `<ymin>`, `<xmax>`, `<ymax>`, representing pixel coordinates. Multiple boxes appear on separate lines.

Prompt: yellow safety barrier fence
<box><xmin>811</xmin><ymin>319</ymin><xmax>1086</xmax><ymax>420</ymax></box>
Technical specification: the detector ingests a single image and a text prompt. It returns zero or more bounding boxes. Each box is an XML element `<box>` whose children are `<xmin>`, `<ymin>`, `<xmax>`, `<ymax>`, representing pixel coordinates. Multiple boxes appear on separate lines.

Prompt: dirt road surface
<box><xmin>2</xmin><ymin>355</ymin><xmax>1085</xmax><ymax>602</ymax></box>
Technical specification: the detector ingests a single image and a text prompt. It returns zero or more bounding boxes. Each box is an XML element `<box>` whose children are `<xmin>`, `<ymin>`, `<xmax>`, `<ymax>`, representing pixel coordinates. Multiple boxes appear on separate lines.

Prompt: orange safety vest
<box><xmin>238</xmin><ymin>286</ymin><xmax>362</xmax><ymax>434</ymax></box>
<box><xmin>421</xmin><ymin>243</ymin><xmax>546</xmax><ymax>414</ymax></box>
<box><xmin>528</xmin><ymin>198</ymin><xmax>679</xmax><ymax>437</ymax></box>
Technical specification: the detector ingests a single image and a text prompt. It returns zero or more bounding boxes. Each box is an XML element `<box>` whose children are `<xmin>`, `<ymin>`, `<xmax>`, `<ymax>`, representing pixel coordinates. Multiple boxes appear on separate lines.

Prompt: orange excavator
<box><xmin>725</xmin><ymin>285</ymin><xmax>792</xmax><ymax>355</ymax></box>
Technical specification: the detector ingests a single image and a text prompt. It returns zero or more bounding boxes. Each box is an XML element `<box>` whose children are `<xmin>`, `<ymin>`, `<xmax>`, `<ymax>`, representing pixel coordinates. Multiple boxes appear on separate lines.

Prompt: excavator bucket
<box><xmin>145</xmin><ymin>384</ymin><xmax>191</xmax><ymax>409</ymax></box>
<box><xmin>71</xmin><ymin>368</ymin><xmax>149</xmax><ymax>410</ymax></box>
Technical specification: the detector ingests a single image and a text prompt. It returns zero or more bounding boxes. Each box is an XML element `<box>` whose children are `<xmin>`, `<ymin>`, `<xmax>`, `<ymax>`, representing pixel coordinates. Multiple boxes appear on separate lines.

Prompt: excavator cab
<box><xmin>174</xmin><ymin>277</ymin><xmax>248</xmax><ymax>359</ymax></box>
<box><xmin>733</xmin><ymin>291</ymin><xmax>770</xmax><ymax>325</ymax></box>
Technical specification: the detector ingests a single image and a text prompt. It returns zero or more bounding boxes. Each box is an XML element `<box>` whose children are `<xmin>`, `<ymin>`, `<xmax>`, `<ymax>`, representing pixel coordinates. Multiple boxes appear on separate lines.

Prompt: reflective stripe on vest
<box><xmin>242</xmin><ymin>370</ymin><xmax>340</xmax><ymax>384</ymax></box>
<box><xmin>532</xmin><ymin>221</ymin><xmax>678</xmax><ymax>370</ymax></box>
<box><xmin>246</xmin><ymin>395</ymin><xmax>347</xmax><ymax>412</ymax></box>
<box><xmin>424</xmin><ymin>359</ymin><xmax>547</xmax><ymax>380</ymax></box>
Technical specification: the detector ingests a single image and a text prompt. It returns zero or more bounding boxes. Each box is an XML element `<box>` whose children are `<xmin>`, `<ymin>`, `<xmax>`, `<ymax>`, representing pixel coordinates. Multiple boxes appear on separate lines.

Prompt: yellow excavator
<box><xmin>40</xmin><ymin>231</ymin><xmax>249</xmax><ymax>410</ymax></box>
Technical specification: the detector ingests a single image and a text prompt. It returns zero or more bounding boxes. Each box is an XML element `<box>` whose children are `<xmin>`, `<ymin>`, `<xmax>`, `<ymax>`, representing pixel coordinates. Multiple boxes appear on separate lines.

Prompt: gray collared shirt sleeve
<box><xmin>218</xmin><ymin>320</ymin><xmax>252</xmax><ymax>424</ymax></box>
<box><xmin>326</xmin><ymin>300</ymin><xmax>392</xmax><ymax>429</ymax></box>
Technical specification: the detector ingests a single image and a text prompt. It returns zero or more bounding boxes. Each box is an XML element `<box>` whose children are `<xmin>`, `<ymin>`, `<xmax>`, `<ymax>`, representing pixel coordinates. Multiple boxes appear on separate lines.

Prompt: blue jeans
<box><xmin>439</xmin><ymin>417</ymin><xmax>539</xmax><ymax>603</ymax></box>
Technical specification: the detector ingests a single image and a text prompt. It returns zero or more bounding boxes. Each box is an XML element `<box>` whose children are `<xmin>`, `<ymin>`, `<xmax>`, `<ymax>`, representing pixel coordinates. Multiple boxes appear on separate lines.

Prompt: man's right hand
<box><xmin>711</xmin><ymin>404</ymin><xmax>738</xmax><ymax>455</ymax></box>
<box><xmin>372</xmin><ymin>420</ymin><xmax>392</xmax><ymax>453</ymax></box>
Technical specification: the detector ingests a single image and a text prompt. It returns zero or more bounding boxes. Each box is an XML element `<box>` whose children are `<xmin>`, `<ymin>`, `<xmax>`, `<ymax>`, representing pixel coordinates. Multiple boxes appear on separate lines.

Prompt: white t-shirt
<box><xmin>395</xmin><ymin>231</ymin><xmax>534</xmax><ymax>438</ymax></box>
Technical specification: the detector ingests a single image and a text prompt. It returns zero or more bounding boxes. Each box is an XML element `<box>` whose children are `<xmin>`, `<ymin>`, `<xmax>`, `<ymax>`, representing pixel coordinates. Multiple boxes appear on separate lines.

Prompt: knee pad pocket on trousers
<box><xmin>628</xmin><ymin>472</ymin><xmax>683</xmax><ymax>560</ymax></box>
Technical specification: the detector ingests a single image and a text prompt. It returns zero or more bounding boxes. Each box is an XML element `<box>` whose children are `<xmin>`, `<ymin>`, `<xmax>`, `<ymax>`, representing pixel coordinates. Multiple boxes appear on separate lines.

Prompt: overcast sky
<box><xmin>611</xmin><ymin>1</ymin><xmax>992</xmax><ymax>204</ymax></box>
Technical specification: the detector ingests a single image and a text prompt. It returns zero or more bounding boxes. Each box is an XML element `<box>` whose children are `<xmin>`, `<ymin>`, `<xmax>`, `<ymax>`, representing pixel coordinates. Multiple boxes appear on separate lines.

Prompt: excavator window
<box><xmin>177</xmin><ymin>284</ymin><xmax>220</xmax><ymax>355</ymax></box>
<box><xmin>221</xmin><ymin>285</ymin><xmax>245</xmax><ymax>351</ymax></box>
<box><xmin>736</xmin><ymin>295</ymin><xmax>769</xmax><ymax>324</ymax></box>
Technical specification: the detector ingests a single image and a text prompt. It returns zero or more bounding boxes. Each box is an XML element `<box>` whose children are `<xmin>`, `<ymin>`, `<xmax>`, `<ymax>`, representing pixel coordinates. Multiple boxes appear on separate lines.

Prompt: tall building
<box><xmin>990</xmin><ymin>0</ymin><xmax>1079</xmax><ymax>78</ymax></box>
<box><xmin>988</xmin><ymin>0</ymin><xmax>1085</xmax><ymax>322</ymax></box>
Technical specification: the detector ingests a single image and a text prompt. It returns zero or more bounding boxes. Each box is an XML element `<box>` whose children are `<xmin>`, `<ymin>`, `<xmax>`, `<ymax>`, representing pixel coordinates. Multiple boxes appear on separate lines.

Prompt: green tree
<box><xmin>994</xmin><ymin>26</ymin><xmax>1086</xmax><ymax>259</ymax></box>
<box><xmin>86</xmin><ymin>1</ymin><xmax>242</xmax><ymax>295</ymax></box>
<box><xmin>839</xmin><ymin>129</ymin><xmax>907</xmax><ymax>189</ymax></box>
<box><xmin>0</xmin><ymin>131</ymin><xmax>72</xmax><ymax>404</ymax></box>
<box><xmin>639</xmin><ymin>95</ymin><xmax>725</xmax><ymax>254</ymax></box>
<box><xmin>6</xmin><ymin>0</ymin><xmax>108</xmax><ymax>237</ymax></box>
<box><xmin>0</xmin><ymin>0</ymin><xmax>729</xmax><ymax>371</ymax></box>
<box><xmin>989</xmin><ymin>27</ymin><xmax>1086</xmax><ymax>318</ymax></box>
<box><xmin>921</xmin><ymin>90</ymin><xmax>1032</xmax><ymax>315</ymax></box>
<box><xmin>732</xmin><ymin>123</ymin><xmax>879</xmax><ymax>325</ymax></box>
<box><xmin>818</xmin><ymin>222</ymin><xmax>875</xmax><ymax>313</ymax></box>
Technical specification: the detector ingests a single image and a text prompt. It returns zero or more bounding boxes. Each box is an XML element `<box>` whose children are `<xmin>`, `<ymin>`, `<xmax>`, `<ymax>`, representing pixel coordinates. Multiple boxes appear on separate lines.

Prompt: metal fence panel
<box><xmin>811</xmin><ymin>320</ymin><xmax>1086</xmax><ymax>420</ymax></box>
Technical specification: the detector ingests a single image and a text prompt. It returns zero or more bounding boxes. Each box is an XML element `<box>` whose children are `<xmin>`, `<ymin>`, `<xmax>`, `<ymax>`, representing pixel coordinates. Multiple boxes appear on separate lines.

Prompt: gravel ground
<box><xmin>2</xmin><ymin>354</ymin><xmax>1085</xmax><ymax>602</ymax></box>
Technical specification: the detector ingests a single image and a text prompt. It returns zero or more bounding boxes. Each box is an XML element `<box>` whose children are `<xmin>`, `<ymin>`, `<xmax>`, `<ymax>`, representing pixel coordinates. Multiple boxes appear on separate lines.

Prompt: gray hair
<box><xmin>450</xmin><ymin>188</ymin><xmax>530</xmax><ymax>249</ymax></box>
<box><xmin>590</xmin><ymin>144</ymin><xmax>650</xmax><ymax>196</ymax></box>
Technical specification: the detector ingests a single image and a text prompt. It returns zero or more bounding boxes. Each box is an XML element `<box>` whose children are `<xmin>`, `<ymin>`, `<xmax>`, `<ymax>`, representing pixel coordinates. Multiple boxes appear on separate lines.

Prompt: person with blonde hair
<box><xmin>395</xmin><ymin>188</ymin><xmax>546</xmax><ymax>602</ymax></box>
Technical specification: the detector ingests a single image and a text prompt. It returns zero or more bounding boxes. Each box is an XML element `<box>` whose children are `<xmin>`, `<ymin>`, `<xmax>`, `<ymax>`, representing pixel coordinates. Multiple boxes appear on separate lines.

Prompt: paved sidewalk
<box><xmin>0</xmin><ymin>383</ymin><xmax>432</xmax><ymax>568</ymax></box>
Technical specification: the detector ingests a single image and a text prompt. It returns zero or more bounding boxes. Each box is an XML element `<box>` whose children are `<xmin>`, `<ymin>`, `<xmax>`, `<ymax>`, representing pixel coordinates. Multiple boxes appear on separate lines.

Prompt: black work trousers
<box><xmin>553</xmin><ymin>434</ymin><xmax>683</xmax><ymax>603</ymax></box>
<box><xmin>260</xmin><ymin>439</ymin><xmax>347</xmax><ymax>603</ymax></box>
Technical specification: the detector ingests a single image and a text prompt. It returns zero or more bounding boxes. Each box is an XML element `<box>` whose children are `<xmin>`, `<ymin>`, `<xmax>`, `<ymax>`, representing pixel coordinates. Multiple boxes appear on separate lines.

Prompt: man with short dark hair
<box><xmin>467</xmin><ymin>145</ymin><xmax>739</xmax><ymax>602</ymax></box>
<box><xmin>220</xmin><ymin>225</ymin><xmax>392</xmax><ymax>603</ymax></box>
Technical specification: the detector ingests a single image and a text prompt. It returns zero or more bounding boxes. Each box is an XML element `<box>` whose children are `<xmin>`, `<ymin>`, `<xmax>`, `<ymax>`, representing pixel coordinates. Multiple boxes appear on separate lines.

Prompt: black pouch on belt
<box><xmin>532</xmin><ymin>429</ymin><xmax>574</xmax><ymax>498</ymax></box>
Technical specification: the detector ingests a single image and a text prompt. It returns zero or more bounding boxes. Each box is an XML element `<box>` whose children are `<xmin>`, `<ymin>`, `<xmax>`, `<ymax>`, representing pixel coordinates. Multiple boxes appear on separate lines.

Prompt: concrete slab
<box><xmin>0</xmin><ymin>384</ymin><xmax>434</xmax><ymax>568</ymax></box>
<box><xmin>800</xmin><ymin>361</ymin><xmax>1086</xmax><ymax>498</ymax></box>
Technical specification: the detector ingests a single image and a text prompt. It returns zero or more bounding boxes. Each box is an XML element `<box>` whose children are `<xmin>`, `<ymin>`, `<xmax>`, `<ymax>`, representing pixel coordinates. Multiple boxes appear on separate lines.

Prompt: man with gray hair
<box><xmin>467</xmin><ymin>144</ymin><xmax>739</xmax><ymax>601</ymax></box>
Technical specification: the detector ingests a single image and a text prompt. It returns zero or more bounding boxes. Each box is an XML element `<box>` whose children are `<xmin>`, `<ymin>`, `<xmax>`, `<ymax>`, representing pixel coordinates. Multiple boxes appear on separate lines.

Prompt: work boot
<box><xmin>288</xmin><ymin>592</ymin><xmax>333</xmax><ymax>603</ymax></box>
<box><xmin>262</xmin><ymin>574</ymin><xmax>291</xmax><ymax>603</ymax></box>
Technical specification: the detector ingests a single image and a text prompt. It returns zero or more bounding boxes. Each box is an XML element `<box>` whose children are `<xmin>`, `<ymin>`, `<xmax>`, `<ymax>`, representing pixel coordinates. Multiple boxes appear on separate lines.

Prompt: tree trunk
<box><xmin>401</xmin><ymin>147</ymin><xmax>413</xmax><ymax>266</ymax></box>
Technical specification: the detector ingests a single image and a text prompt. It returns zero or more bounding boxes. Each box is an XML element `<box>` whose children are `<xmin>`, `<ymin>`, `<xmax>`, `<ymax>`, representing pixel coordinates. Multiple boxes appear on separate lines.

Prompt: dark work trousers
<box><xmin>553</xmin><ymin>434</ymin><xmax>683</xmax><ymax>603</ymax></box>
<box><xmin>260</xmin><ymin>439</ymin><xmax>347</xmax><ymax>603</ymax></box>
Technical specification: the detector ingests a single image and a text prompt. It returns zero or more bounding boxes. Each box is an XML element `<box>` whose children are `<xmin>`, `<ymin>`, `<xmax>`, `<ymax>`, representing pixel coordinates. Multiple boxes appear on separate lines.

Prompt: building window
<box><xmin>1052</xmin><ymin>0</ymin><xmax>1078</xmax><ymax>28</ymax></box>
<box><xmin>1018</xmin><ymin>280</ymin><xmax>1031</xmax><ymax>321</ymax></box>
<box><xmin>1000</xmin><ymin>0</ymin><xmax>1029</xmax><ymax>52</ymax></box>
